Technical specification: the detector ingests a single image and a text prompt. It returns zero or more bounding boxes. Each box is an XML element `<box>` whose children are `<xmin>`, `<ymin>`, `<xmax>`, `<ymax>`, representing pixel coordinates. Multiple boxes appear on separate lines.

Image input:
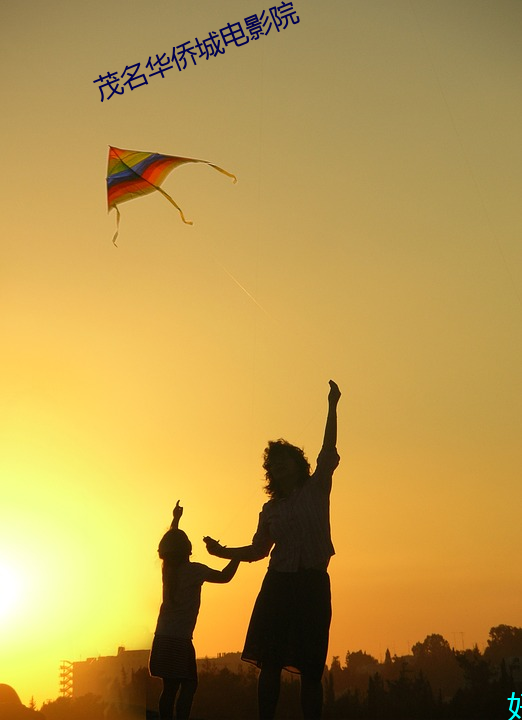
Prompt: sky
<box><xmin>1</xmin><ymin>0</ymin><xmax>521</xmax><ymax>708</ymax></box>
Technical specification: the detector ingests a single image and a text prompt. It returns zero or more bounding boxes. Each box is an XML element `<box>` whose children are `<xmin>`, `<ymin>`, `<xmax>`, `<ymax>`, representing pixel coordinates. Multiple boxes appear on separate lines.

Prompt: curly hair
<box><xmin>262</xmin><ymin>439</ymin><xmax>311</xmax><ymax>500</ymax></box>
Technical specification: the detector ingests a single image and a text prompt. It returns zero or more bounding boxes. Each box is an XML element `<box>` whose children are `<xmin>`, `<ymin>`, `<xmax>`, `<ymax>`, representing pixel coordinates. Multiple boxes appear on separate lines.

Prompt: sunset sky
<box><xmin>1</xmin><ymin>0</ymin><xmax>521</xmax><ymax>707</ymax></box>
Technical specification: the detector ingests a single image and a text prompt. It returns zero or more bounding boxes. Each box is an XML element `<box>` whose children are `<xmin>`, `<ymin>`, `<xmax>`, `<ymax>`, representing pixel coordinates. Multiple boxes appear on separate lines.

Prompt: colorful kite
<box><xmin>107</xmin><ymin>146</ymin><xmax>237</xmax><ymax>245</ymax></box>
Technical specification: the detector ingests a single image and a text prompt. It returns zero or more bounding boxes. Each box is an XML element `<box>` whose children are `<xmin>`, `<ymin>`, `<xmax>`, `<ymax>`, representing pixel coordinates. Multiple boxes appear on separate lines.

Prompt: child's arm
<box><xmin>171</xmin><ymin>500</ymin><xmax>183</xmax><ymax>529</ymax></box>
<box><xmin>204</xmin><ymin>558</ymin><xmax>240</xmax><ymax>584</ymax></box>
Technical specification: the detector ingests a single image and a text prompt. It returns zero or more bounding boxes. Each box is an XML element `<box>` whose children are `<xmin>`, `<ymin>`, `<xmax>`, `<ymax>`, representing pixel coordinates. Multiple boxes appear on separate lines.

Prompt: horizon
<box><xmin>4</xmin><ymin>622</ymin><xmax>503</xmax><ymax>707</ymax></box>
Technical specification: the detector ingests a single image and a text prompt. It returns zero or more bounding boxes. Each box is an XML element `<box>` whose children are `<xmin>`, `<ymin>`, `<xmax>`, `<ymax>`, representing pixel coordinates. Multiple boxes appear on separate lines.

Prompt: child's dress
<box><xmin>149</xmin><ymin>561</ymin><xmax>211</xmax><ymax>679</ymax></box>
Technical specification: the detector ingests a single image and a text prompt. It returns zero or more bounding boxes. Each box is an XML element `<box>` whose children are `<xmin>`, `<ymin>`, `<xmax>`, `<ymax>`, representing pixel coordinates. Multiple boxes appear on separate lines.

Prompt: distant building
<box><xmin>63</xmin><ymin>647</ymin><xmax>248</xmax><ymax>704</ymax></box>
<box><xmin>197</xmin><ymin>651</ymin><xmax>245</xmax><ymax>674</ymax></box>
<box><xmin>72</xmin><ymin>646</ymin><xmax>150</xmax><ymax>701</ymax></box>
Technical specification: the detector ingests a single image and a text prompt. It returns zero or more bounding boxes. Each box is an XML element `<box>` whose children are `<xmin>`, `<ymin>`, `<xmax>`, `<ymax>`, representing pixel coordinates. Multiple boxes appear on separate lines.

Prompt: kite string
<box><xmin>212</xmin><ymin>257</ymin><xmax>273</xmax><ymax>320</ymax></box>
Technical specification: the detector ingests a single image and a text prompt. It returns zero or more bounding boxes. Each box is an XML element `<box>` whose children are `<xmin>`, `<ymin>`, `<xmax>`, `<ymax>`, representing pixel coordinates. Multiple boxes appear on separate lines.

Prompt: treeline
<box><xmin>35</xmin><ymin>624</ymin><xmax>522</xmax><ymax>719</ymax></box>
<box><xmin>323</xmin><ymin>624</ymin><xmax>522</xmax><ymax>720</ymax></box>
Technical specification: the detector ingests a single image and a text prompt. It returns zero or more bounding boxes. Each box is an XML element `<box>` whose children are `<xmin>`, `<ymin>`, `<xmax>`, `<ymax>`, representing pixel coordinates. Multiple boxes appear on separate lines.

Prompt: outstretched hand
<box><xmin>328</xmin><ymin>380</ymin><xmax>341</xmax><ymax>405</ymax></box>
<box><xmin>203</xmin><ymin>536</ymin><xmax>224</xmax><ymax>557</ymax></box>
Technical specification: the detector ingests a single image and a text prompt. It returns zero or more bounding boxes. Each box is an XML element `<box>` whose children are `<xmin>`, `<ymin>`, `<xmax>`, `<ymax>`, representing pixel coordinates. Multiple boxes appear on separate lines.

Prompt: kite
<box><xmin>107</xmin><ymin>146</ymin><xmax>237</xmax><ymax>245</ymax></box>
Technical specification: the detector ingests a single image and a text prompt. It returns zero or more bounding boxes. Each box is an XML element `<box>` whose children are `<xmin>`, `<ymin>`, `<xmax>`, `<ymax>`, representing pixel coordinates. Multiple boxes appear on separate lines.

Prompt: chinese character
<box><xmin>146</xmin><ymin>53</ymin><xmax>174</xmax><ymax>79</ymax></box>
<box><xmin>277</xmin><ymin>1</ymin><xmax>300</xmax><ymax>29</ymax></box>
<box><xmin>194</xmin><ymin>31</ymin><xmax>225</xmax><ymax>60</ymax></box>
<box><xmin>220</xmin><ymin>21</ymin><xmax>249</xmax><ymax>47</ymax></box>
<box><xmin>508</xmin><ymin>692</ymin><xmax>522</xmax><ymax>720</ymax></box>
<box><xmin>93</xmin><ymin>71</ymin><xmax>124</xmax><ymax>101</ymax></box>
<box><xmin>244</xmin><ymin>13</ymin><xmax>266</xmax><ymax>40</ymax></box>
<box><xmin>121</xmin><ymin>63</ymin><xmax>148</xmax><ymax>91</ymax></box>
<box><xmin>173</xmin><ymin>41</ymin><xmax>198</xmax><ymax>70</ymax></box>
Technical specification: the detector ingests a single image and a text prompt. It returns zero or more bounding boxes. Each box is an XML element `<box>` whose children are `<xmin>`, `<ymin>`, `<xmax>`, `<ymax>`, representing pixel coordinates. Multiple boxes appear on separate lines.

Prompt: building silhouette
<box><xmin>63</xmin><ymin>646</ymin><xmax>150</xmax><ymax>700</ymax></box>
<box><xmin>59</xmin><ymin>646</ymin><xmax>246</xmax><ymax>715</ymax></box>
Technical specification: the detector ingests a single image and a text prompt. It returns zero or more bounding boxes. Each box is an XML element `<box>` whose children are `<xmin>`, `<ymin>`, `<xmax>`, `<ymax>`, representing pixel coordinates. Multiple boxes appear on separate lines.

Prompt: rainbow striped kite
<box><xmin>107</xmin><ymin>146</ymin><xmax>237</xmax><ymax>245</ymax></box>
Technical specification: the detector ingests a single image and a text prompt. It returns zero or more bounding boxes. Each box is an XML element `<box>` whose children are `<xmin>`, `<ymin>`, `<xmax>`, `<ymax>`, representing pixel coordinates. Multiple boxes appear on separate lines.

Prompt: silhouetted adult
<box><xmin>204</xmin><ymin>380</ymin><xmax>341</xmax><ymax>720</ymax></box>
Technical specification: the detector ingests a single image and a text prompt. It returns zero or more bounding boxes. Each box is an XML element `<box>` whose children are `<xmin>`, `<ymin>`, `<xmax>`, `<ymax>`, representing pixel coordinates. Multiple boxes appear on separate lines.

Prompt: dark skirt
<box><xmin>149</xmin><ymin>636</ymin><xmax>197</xmax><ymax>680</ymax></box>
<box><xmin>241</xmin><ymin>568</ymin><xmax>331</xmax><ymax>681</ymax></box>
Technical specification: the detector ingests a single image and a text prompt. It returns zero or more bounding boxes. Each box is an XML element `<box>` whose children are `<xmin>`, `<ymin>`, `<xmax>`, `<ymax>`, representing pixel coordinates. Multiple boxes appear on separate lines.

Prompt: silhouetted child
<box><xmin>149</xmin><ymin>501</ymin><xmax>240</xmax><ymax>720</ymax></box>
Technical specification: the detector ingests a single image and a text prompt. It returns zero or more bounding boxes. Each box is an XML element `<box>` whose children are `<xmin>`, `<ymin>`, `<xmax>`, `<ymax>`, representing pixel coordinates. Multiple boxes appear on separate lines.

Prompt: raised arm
<box><xmin>170</xmin><ymin>500</ymin><xmax>183</xmax><ymax>529</ymax></box>
<box><xmin>322</xmin><ymin>380</ymin><xmax>341</xmax><ymax>451</ymax></box>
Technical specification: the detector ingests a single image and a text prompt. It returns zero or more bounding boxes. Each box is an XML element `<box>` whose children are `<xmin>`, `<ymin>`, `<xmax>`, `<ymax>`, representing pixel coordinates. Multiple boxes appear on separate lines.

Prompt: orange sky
<box><xmin>1</xmin><ymin>0</ymin><xmax>521</xmax><ymax>707</ymax></box>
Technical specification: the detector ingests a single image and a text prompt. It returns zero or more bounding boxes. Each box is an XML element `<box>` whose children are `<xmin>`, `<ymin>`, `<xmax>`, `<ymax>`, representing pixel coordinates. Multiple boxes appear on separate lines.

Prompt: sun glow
<box><xmin>0</xmin><ymin>560</ymin><xmax>24</xmax><ymax>620</ymax></box>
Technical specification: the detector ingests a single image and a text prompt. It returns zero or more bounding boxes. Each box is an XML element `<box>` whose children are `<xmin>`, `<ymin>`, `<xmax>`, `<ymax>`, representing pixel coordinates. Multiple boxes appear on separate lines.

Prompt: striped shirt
<box><xmin>250</xmin><ymin>448</ymin><xmax>340</xmax><ymax>572</ymax></box>
<box><xmin>155</xmin><ymin>562</ymin><xmax>210</xmax><ymax>639</ymax></box>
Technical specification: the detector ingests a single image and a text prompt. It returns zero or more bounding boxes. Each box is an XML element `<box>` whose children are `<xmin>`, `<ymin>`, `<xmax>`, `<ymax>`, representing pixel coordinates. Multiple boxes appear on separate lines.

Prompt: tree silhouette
<box><xmin>344</xmin><ymin>650</ymin><xmax>379</xmax><ymax>696</ymax></box>
<box><xmin>411</xmin><ymin>633</ymin><xmax>463</xmax><ymax>699</ymax></box>
<box><xmin>40</xmin><ymin>693</ymin><xmax>107</xmax><ymax>720</ymax></box>
<box><xmin>34</xmin><ymin>624</ymin><xmax>522</xmax><ymax>719</ymax></box>
<box><xmin>484</xmin><ymin>624</ymin><xmax>522</xmax><ymax>665</ymax></box>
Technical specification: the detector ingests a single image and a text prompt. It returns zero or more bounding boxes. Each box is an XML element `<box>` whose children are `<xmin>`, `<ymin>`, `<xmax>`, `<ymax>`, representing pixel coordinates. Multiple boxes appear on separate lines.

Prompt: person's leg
<box><xmin>159</xmin><ymin>678</ymin><xmax>180</xmax><ymax>720</ymax></box>
<box><xmin>300</xmin><ymin>672</ymin><xmax>323</xmax><ymax>720</ymax></box>
<box><xmin>298</xmin><ymin>570</ymin><xmax>330</xmax><ymax>720</ymax></box>
<box><xmin>175</xmin><ymin>678</ymin><xmax>198</xmax><ymax>720</ymax></box>
<box><xmin>258</xmin><ymin>664</ymin><xmax>282</xmax><ymax>720</ymax></box>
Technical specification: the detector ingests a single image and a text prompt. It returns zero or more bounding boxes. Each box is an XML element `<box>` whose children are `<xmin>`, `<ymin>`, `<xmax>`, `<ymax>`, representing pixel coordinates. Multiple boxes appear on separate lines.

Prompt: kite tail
<box><xmin>206</xmin><ymin>163</ymin><xmax>238</xmax><ymax>184</ymax></box>
<box><xmin>155</xmin><ymin>185</ymin><xmax>193</xmax><ymax>225</ymax></box>
<box><xmin>112</xmin><ymin>206</ymin><xmax>121</xmax><ymax>246</ymax></box>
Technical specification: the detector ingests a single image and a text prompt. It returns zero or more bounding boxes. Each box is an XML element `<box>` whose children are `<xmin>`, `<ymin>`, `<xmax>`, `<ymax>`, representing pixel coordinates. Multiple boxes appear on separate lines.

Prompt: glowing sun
<box><xmin>0</xmin><ymin>561</ymin><xmax>24</xmax><ymax>619</ymax></box>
